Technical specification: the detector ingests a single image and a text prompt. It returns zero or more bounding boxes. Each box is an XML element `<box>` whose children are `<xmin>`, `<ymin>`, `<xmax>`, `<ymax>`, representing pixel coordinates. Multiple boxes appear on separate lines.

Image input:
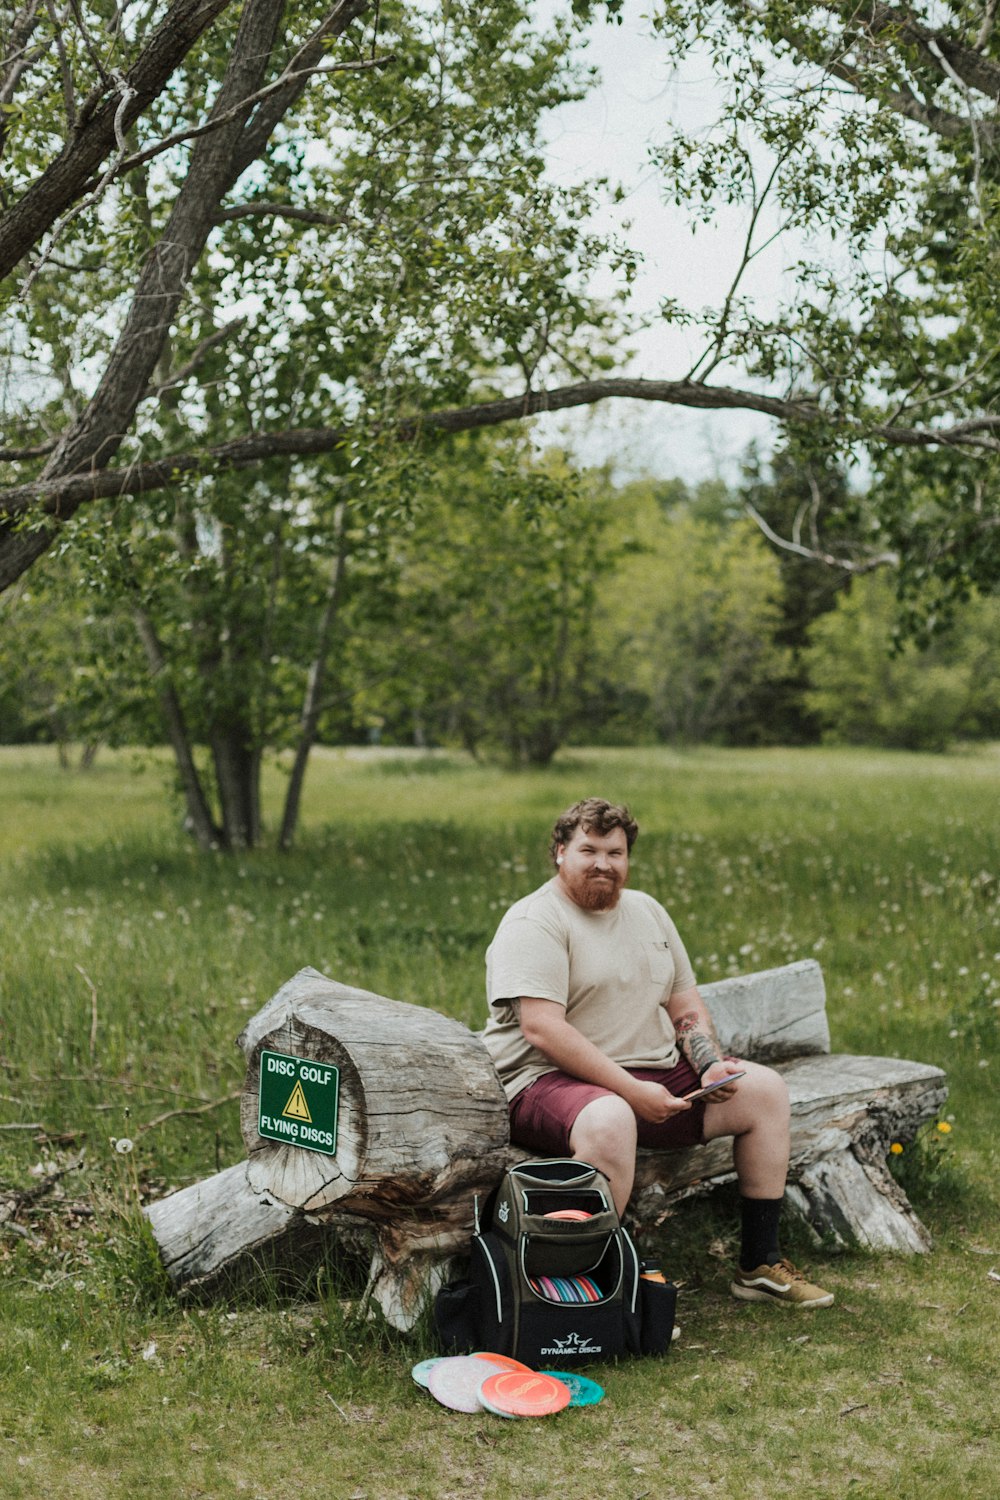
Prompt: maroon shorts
<box><xmin>508</xmin><ymin>1056</ymin><xmax>708</xmax><ymax>1156</ymax></box>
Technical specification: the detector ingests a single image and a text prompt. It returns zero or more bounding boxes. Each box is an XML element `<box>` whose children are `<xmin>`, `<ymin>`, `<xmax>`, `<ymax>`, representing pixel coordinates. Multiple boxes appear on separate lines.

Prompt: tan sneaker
<box><xmin>731</xmin><ymin>1259</ymin><xmax>834</xmax><ymax>1308</ymax></box>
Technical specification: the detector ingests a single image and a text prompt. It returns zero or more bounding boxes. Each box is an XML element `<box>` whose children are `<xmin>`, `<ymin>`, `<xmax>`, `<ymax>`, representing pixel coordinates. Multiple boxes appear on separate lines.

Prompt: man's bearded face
<box><xmin>556</xmin><ymin>826</ymin><xmax>629</xmax><ymax>910</ymax></box>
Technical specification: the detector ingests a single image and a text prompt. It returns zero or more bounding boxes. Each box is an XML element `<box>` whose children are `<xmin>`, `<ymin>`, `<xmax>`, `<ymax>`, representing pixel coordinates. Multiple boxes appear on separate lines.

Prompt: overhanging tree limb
<box><xmin>4</xmin><ymin>374</ymin><xmax>1000</xmax><ymax>590</ymax></box>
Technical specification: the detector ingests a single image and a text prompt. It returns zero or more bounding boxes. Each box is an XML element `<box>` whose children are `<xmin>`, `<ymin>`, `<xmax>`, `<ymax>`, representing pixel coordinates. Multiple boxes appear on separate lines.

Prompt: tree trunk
<box><xmin>0</xmin><ymin>0</ymin><xmax>371</xmax><ymax>590</ymax></box>
<box><xmin>279</xmin><ymin>503</ymin><xmax>349</xmax><ymax>851</ymax></box>
<box><xmin>210</xmin><ymin>728</ymin><xmax>261</xmax><ymax>850</ymax></box>
<box><xmin>132</xmin><ymin>605</ymin><xmax>220</xmax><ymax>849</ymax></box>
<box><xmin>0</xmin><ymin>0</ymin><xmax>234</xmax><ymax>283</ymax></box>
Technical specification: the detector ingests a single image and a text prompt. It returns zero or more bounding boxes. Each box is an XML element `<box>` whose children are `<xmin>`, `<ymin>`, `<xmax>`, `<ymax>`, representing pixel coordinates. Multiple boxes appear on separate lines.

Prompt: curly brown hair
<box><xmin>549</xmin><ymin>798</ymin><xmax>639</xmax><ymax>865</ymax></box>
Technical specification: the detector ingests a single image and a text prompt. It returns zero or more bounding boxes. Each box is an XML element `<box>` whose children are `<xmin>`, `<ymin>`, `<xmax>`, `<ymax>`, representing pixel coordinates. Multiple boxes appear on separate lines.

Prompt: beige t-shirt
<box><xmin>482</xmin><ymin>878</ymin><xmax>697</xmax><ymax>1102</ymax></box>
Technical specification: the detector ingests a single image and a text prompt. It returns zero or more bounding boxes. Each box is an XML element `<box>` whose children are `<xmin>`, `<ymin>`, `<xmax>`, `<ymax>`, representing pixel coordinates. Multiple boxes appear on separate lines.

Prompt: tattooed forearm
<box><xmin>674</xmin><ymin>1010</ymin><xmax>722</xmax><ymax>1079</ymax></box>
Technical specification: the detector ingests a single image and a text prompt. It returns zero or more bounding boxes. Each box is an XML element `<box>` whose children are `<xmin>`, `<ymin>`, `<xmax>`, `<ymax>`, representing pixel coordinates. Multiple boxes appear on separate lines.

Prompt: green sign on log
<box><xmin>258</xmin><ymin>1050</ymin><xmax>339</xmax><ymax>1156</ymax></box>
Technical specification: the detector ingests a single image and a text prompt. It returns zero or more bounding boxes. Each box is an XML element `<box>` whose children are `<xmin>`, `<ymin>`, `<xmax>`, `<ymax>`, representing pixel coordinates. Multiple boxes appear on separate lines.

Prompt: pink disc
<box><xmin>478</xmin><ymin>1370</ymin><xmax>571</xmax><ymax>1419</ymax></box>
<box><xmin>471</xmin><ymin>1352</ymin><xmax>534</xmax><ymax>1372</ymax></box>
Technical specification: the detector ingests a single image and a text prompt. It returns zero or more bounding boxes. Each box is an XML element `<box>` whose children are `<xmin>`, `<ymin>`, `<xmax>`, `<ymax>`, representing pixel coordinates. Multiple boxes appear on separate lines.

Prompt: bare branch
<box><xmin>147</xmin><ymin>316</ymin><xmax>247</xmax><ymax>398</ymax></box>
<box><xmin>113</xmin><ymin>52</ymin><xmax>395</xmax><ymax>179</ymax></box>
<box><xmin>3</xmin><ymin>374</ymin><xmax>999</xmax><ymax>562</ymax></box>
<box><xmin>974</xmin><ymin>0</ymin><xmax>999</xmax><ymax>51</ymax></box>
<box><xmin>0</xmin><ymin>0</ymin><xmax>234</xmax><ymax>283</ymax></box>
<box><xmin>0</xmin><ymin>378</ymin><xmax>817</xmax><ymax>530</ymax></box>
<box><xmin>745</xmin><ymin>498</ymin><xmax>900</xmax><ymax>572</ymax></box>
<box><xmin>0</xmin><ymin>438</ymin><xmax>57</xmax><ymax>460</ymax></box>
<box><xmin>138</xmin><ymin>1089</ymin><xmax>240</xmax><ymax>1132</ymax></box>
<box><xmin>213</xmin><ymin>200</ymin><xmax>352</xmax><ymax>229</ymax></box>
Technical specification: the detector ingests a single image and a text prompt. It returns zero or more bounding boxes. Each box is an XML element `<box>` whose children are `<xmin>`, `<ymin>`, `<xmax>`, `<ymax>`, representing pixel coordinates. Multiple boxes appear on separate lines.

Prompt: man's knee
<box><xmin>570</xmin><ymin>1094</ymin><xmax>636</xmax><ymax>1162</ymax></box>
<box><xmin>703</xmin><ymin>1061</ymin><xmax>789</xmax><ymax>1140</ymax></box>
<box><xmin>743</xmin><ymin>1061</ymin><xmax>789</xmax><ymax>1115</ymax></box>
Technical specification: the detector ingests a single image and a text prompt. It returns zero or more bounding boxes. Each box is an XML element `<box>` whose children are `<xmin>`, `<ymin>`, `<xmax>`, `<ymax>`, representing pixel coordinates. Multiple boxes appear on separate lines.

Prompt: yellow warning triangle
<box><xmin>282</xmin><ymin>1080</ymin><xmax>312</xmax><ymax>1122</ymax></box>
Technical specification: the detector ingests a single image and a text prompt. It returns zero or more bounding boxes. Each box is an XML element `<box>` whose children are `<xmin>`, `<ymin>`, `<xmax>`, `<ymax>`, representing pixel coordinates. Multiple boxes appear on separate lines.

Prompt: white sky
<box><xmin>530</xmin><ymin>2</ymin><xmax>797</xmax><ymax>484</ymax></box>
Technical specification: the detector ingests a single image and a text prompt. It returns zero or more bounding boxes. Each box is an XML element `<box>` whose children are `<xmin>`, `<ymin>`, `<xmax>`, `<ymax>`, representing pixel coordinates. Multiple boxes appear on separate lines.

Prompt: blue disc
<box><xmin>411</xmin><ymin>1356</ymin><xmax>444</xmax><ymax>1388</ymax></box>
<box><xmin>538</xmin><ymin>1370</ymin><xmax>605</xmax><ymax>1407</ymax></box>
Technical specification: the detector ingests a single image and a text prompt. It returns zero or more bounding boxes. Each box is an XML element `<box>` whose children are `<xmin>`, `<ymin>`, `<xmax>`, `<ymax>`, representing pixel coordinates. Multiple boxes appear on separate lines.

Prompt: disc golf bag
<box><xmin>434</xmin><ymin>1158</ymin><xmax>676</xmax><ymax>1367</ymax></box>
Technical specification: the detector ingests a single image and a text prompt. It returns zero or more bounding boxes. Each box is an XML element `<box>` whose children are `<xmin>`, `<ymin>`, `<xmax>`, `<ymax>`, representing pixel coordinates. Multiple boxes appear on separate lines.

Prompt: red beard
<box><xmin>561</xmin><ymin>870</ymin><xmax>624</xmax><ymax>911</ymax></box>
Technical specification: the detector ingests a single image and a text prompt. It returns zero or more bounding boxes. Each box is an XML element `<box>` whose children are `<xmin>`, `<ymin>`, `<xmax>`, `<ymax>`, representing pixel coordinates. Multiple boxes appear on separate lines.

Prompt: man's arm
<box><xmin>667</xmin><ymin>985</ymin><xmax>743</xmax><ymax>1098</ymax></box>
<box><xmin>516</xmin><ymin>997</ymin><xmax>692</xmax><ymax>1124</ymax></box>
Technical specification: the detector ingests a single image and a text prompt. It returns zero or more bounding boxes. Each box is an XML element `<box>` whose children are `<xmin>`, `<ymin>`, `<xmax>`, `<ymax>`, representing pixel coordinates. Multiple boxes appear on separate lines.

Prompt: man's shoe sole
<box><xmin>730</xmin><ymin>1280</ymin><xmax>834</xmax><ymax>1308</ymax></box>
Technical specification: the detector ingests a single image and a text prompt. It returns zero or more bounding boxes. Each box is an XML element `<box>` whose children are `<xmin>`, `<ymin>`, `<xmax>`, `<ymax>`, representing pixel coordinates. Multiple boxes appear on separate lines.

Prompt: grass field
<box><xmin>1</xmin><ymin>743</ymin><xmax>997</xmax><ymax>1498</ymax></box>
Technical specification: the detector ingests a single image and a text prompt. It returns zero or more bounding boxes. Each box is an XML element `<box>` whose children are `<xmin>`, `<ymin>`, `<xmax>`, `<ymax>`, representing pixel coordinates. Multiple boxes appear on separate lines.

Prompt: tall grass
<box><xmin>0</xmin><ymin>744</ymin><xmax>997</xmax><ymax>1498</ymax></box>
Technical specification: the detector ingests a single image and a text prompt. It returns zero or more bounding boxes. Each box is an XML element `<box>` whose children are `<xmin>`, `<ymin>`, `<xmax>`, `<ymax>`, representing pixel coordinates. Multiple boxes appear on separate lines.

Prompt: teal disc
<box><xmin>411</xmin><ymin>1356</ymin><xmax>444</xmax><ymax>1388</ymax></box>
<box><xmin>538</xmin><ymin>1370</ymin><xmax>604</xmax><ymax>1406</ymax></box>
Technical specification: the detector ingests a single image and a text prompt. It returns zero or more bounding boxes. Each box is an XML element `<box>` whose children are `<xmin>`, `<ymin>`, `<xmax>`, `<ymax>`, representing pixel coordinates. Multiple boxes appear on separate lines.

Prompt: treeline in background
<box><xmin>3</xmin><ymin>434</ymin><xmax>999</xmax><ymax>779</ymax></box>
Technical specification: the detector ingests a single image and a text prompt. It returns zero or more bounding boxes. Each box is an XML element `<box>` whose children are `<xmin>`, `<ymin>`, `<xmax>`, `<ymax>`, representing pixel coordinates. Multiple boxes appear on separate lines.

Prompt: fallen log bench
<box><xmin>144</xmin><ymin>960</ymin><xmax>948</xmax><ymax>1330</ymax></box>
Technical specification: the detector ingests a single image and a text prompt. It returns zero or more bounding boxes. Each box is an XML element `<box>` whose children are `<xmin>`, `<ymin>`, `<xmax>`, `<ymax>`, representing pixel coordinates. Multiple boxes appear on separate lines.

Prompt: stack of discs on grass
<box><xmin>527</xmin><ymin>1273</ymin><xmax>602</xmax><ymax>1303</ymax></box>
<box><xmin>414</xmin><ymin>1353</ymin><xmax>603</xmax><ymax>1418</ymax></box>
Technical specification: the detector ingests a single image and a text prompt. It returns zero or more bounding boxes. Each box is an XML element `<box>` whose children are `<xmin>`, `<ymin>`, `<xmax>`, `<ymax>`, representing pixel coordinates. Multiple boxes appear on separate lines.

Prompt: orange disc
<box><xmin>542</xmin><ymin>1209</ymin><xmax>593</xmax><ymax>1221</ymax></box>
<box><xmin>471</xmin><ymin>1351</ymin><xmax>534</xmax><ymax>1372</ymax></box>
<box><xmin>478</xmin><ymin>1370</ymin><xmax>571</xmax><ymax>1418</ymax></box>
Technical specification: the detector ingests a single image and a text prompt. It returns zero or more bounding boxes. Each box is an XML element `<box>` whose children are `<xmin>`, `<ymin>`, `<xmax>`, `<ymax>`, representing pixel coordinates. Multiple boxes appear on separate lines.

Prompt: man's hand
<box><xmin>624</xmin><ymin>1077</ymin><xmax>692</xmax><ymax>1124</ymax></box>
<box><xmin>696</xmin><ymin>1058</ymin><xmax>746</xmax><ymax>1104</ymax></box>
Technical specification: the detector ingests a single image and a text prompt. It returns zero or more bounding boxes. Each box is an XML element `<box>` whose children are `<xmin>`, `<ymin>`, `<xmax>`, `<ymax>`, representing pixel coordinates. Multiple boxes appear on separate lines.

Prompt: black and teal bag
<box><xmin>434</xmin><ymin>1159</ymin><xmax>676</xmax><ymax>1368</ymax></box>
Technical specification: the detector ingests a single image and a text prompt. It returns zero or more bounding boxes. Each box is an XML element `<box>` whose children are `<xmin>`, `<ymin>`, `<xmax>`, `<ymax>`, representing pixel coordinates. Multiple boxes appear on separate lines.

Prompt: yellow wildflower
<box><xmin>890</xmin><ymin>1142</ymin><xmax>904</xmax><ymax>1155</ymax></box>
<box><xmin>936</xmin><ymin>1121</ymin><xmax>953</xmax><ymax>1134</ymax></box>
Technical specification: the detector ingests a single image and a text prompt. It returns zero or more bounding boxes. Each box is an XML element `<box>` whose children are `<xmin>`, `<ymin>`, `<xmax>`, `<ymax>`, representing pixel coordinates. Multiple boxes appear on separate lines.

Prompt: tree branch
<box><xmin>2</xmin><ymin>374</ymin><xmax>999</xmax><ymax>576</ymax></box>
<box><xmin>841</xmin><ymin>0</ymin><xmax>1000</xmax><ymax>101</ymax></box>
<box><xmin>745</xmin><ymin>498</ymin><xmax>900</xmax><ymax>572</ymax></box>
<box><xmin>0</xmin><ymin>0</ymin><xmax>234</xmax><ymax>283</ymax></box>
<box><xmin>213</xmin><ymin>200</ymin><xmax>352</xmax><ymax>229</ymax></box>
<box><xmin>113</xmin><ymin>53</ymin><xmax>395</xmax><ymax>179</ymax></box>
<box><xmin>147</xmin><ymin>316</ymin><xmax>247</xmax><ymax>398</ymax></box>
<box><xmin>229</xmin><ymin>0</ymin><xmax>371</xmax><ymax>181</ymax></box>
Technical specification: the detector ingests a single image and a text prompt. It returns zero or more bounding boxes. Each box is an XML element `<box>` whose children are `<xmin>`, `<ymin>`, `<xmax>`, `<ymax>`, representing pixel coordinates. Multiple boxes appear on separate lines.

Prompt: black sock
<box><xmin>740</xmin><ymin>1196</ymin><xmax>782</xmax><ymax>1270</ymax></box>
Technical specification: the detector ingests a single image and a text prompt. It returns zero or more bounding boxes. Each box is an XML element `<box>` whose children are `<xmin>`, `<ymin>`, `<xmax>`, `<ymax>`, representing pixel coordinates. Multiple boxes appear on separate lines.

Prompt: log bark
<box><xmin>143</xmin><ymin>962</ymin><xmax>948</xmax><ymax>1328</ymax></box>
<box><xmin>237</xmin><ymin>968</ymin><xmax>511</xmax><ymax>1225</ymax></box>
<box><xmin>699</xmin><ymin>959</ymin><xmax>830</xmax><ymax>1061</ymax></box>
<box><xmin>630</xmin><ymin>1051</ymin><xmax>948</xmax><ymax>1252</ymax></box>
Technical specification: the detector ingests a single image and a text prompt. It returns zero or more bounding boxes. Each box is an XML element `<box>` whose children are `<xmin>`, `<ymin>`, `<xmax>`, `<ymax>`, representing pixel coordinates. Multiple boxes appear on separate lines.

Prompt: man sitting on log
<box><xmin>481</xmin><ymin>797</ymin><xmax>834</xmax><ymax>1309</ymax></box>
